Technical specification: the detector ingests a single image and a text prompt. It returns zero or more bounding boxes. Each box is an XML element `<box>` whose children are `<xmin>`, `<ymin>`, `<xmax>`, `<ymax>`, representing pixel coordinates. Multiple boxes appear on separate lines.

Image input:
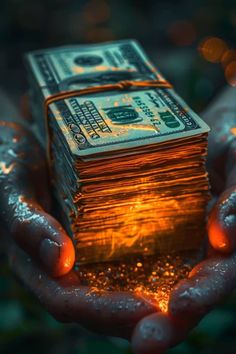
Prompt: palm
<box><xmin>2</xmin><ymin>87</ymin><xmax>236</xmax><ymax>354</ymax></box>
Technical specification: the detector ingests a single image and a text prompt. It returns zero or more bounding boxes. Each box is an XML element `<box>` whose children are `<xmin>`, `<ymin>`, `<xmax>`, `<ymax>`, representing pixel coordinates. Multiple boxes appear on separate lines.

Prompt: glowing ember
<box><xmin>76</xmin><ymin>252</ymin><xmax>199</xmax><ymax>313</ymax></box>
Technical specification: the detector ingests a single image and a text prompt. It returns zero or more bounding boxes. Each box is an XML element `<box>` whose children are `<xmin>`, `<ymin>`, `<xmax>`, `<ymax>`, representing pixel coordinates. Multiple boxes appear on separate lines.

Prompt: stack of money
<box><xmin>25</xmin><ymin>40</ymin><xmax>210</xmax><ymax>264</ymax></box>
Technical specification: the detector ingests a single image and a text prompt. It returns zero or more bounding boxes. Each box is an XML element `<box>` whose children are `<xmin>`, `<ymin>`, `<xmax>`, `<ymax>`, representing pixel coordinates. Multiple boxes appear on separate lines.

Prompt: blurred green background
<box><xmin>1</xmin><ymin>0</ymin><xmax>236</xmax><ymax>353</ymax></box>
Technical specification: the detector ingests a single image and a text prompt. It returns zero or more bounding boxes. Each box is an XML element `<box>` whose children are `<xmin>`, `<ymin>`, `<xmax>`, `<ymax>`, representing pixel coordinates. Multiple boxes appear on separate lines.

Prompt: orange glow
<box><xmin>83</xmin><ymin>0</ymin><xmax>110</xmax><ymax>25</ymax></box>
<box><xmin>199</xmin><ymin>37</ymin><xmax>227</xmax><ymax>63</ymax></box>
<box><xmin>77</xmin><ymin>253</ymin><xmax>194</xmax><ymax>313</ymax></box>
<box><xmin>168</xmin><ymin>21</ymin><xmax>196</xmax><ymax>46</ymax></box>
<box><xmin>135</xmin><ymin>286</ymin><xmax>169</xmax><ymax>313</ymax></box>
<box><xmin>73</xmin><ymin>190</ymin><xmax>209</xmax><ymax>263</ymax></box>
<box><xmin>95</xmin><ymin>65</ymin><xmax>112</xmax><ymax>71</ymax></box>
<box><xmin>221</xmin><ymin>49</ymin><xmax>236</xmax><ymax>67</ymax></box>
<box><xmin>70</xmin><ymin>135</ymin><xmax>209</xmax><ymax>264</ymax></box>
<box><xmin>56</xmin><ymin>237</ymin><xmax>75</xmax><ymax>276</ymax></box>
<box><xmin>208</xmin><ymin>213</ymin><xmax>228</xmax><ymax>252</ymax></box>
<box><xmin>73</xmin><ymin>66</ymin><xmax>85</xmax><ymax>74</ymax></box>
<box><xmin>77</xmin><ymin>196</ymin><xmax>176</xmax><ymax>254</ymax></box>
<box><xmin>231</xmin><ymin>127</ymin><xmax>236</xmax><ymax>136</ymax></box>
<box><xmin>225</xmin><ymin>61</ymin><xmax>236</xmax><ymax>86</ymax></box>
<box><xmin>92</xmin><ymin>65</ymin><xmax>135</xmax><ymax>72</ymax></box>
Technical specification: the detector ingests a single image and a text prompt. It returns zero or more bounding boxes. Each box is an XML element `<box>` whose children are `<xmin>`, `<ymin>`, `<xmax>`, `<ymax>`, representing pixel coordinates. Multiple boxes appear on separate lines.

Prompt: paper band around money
<box><xmin>44</xmin><ymin>79</ymin><xmax>173</xmax><ymax>162</ymax></box>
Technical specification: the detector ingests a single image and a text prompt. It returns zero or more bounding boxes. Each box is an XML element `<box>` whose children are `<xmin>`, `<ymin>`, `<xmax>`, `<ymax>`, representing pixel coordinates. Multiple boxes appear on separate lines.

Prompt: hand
<box><xmin>131</xmin><ymin>87</ymin><xmax>236</xmax><ymax>354</ymax></box>
<box><xmin>0</xmin><ymin>113</ymin><xmax>75</xmax><ymax>277</ymax></box>
<box><xmin>0</xmin><ymin>92</ymin><xmax>156</xmax><ymax>338</ymax></box>
<box><xmin>3</xmin><ymin>87</ymin><xmax>236</xmax><ymax>353</ymax></box>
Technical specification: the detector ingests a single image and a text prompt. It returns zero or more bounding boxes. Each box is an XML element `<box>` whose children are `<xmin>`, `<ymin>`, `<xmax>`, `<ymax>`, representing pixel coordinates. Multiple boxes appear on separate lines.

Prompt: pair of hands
<box><xmin>1</xmin><ymin>87</ymin><xmax>236</xmax><ymax>354</ymax></box>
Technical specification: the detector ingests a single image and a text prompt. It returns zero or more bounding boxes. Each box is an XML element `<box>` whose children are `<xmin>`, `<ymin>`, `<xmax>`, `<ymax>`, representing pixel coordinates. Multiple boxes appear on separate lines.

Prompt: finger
<box><xmin>131</xmin><ymin>254</ymin><xmax>236</xmax><ymax>354</ymax></box>
<box><xmin>0</xmin><ymin>122</ymin><xmax>75</xmax><ymax>276</ymax></box>
<box><xmin>201</xmin><ymin>87</ymin><xmax>236</xmax><ymax>194</ymax></box>
<box><xmin>9</xmin><ymin>243</ymin><xmax>156</xmax><ymax>338</ymax></box>
<box><xmin>131</xmin><ymin>312</ymin><xmax>192</xmax><ymax>354</ymax></box>
<box><xmin>169</xmin><ymin>253</ymin><xmax>236</xmax><ymax>320</ymax></box>
<box><xmin>208</xmin><ymin>186</ymin><xmax>236</xmax><ymax>253</ymax></box>
<box><xmin>208</xmin><ymin>131</ymin><xmax>236</xmax><ymax>253</ymax></box>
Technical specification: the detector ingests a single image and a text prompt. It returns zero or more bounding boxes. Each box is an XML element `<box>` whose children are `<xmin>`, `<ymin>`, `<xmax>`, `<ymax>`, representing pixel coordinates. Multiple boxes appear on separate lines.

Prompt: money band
<box><xmin>44</xmin><ymin>79</ymin><xmax>173</xmax><ymax>162</ymax></box>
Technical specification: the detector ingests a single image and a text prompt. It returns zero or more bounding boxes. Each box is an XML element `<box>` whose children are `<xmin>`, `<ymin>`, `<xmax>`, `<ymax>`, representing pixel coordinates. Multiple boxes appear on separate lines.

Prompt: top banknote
<box><xmin>25</xmin><ymin>40</ymin><xmax>210</xmax><ymax>158</ymax></box>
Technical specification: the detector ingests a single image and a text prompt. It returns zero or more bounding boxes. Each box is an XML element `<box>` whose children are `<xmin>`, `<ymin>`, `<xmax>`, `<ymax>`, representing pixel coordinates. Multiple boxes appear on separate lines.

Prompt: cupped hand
<box><xmin>131</xmin><ymin>86</ymin><xmax>236</xmax><ymax>353</ymax></box>
<box><xmin>6</xmin><ymin>240</ymin><xmax>156</xmax><ymax>339</ymax></box>
<box><xmin>0</xmin><ymin>94</ymin><xmax>156</xmax><ymax>338</ymax></box>
<box><xmin>0</xmin><ymin>120</ymin><xmax>75</xmax><ymax>276</ymax></box>
<box><xmin>2</xmin><ymin>87</ymin><xmax>236</xmax><ymax>353</ymax></box>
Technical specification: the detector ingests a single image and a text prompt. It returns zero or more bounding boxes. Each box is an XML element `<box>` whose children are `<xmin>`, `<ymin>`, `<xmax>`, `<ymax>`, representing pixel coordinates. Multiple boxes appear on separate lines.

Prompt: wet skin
<box><xmin>1</xmin><ymin>87</ymin><xmax>236</xmax><ymax>353</ymax></box>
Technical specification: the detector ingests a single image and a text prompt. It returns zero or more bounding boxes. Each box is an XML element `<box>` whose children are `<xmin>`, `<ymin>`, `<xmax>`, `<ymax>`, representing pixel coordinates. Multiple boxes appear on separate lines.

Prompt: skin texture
<box><xmin>0</xmin><ymin>121</ymin><xmax>75</xmax><ymax>277</ymax></box>
<box><xmin>1</xmin><ymin>86</ymin><xmax>236</xmax><ymax>353</ymax></box>
<box><xmin>0</xmin><ymin>90</ymin><xmax>156</xmax><ymax>336</ymax></box>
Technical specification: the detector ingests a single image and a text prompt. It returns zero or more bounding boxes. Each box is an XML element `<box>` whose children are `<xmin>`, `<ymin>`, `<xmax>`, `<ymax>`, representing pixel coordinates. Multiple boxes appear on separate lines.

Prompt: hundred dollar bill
<box><xmin>25</xmin><ymin>40</ymin><xmax>209</xmax><ymax>158</ymax></box>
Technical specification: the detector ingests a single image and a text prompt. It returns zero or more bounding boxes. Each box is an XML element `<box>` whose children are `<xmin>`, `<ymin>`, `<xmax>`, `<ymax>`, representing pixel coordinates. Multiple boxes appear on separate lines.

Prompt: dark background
<box><xmin>1</xmin><ymin>0</ymin><xmax>236</xmax><ymax>353</ymax></box>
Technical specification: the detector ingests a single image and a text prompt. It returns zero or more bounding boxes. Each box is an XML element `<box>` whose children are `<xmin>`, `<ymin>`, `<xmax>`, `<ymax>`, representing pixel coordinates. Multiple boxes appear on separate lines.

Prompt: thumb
<box><xmin>208</xmin><ymin>186</ymin><xmax>236</xmax><ymax>253</ymax></box>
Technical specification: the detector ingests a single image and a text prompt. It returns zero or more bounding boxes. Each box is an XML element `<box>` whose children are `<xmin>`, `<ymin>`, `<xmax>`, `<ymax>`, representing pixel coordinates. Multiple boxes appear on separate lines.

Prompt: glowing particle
<box><xmin>76</xmin><ymin>253</ymin><xmax>195</xmax><ymax>314</ymax></box>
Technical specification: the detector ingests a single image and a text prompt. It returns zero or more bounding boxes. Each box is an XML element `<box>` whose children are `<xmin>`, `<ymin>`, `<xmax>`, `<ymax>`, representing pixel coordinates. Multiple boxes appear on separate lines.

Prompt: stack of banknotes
<box><xmin>25</xmin><ymin>40</ymin><xmax>210</xmax><ymax>264</ymax></box>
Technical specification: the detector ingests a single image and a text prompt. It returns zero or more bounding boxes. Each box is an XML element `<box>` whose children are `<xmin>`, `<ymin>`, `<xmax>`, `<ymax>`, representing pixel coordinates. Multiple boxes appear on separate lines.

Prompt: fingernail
<box><xmin>39</xmin><ymin>238</ymin><xmax>61</xmax><ymax>271</ymax></box>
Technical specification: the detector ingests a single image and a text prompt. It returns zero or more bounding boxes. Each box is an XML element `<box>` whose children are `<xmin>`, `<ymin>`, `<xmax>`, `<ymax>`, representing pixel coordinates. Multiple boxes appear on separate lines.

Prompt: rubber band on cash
<box><xmin>44</xmin><ymin>79</ymin><xmax>173</xmax><ymax>163</ymax></box>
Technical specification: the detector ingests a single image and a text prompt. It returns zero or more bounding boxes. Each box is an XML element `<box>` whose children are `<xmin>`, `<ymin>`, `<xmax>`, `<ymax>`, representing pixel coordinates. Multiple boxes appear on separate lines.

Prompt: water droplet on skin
<box><xmin>7</xmin><ymin>149</ymin><xmax>17</xmax><ymax>158</ymax></box>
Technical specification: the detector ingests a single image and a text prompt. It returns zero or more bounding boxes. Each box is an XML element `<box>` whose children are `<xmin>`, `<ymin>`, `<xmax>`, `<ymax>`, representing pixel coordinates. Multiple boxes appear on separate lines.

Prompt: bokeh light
<box><xmin>83</xmin><ymin>0</ymin><xmax>110</xmax><ymax>25</ymax></box>
<box><xmin>199</xmin><ymin>37</ymin><xmax>227</xmax><ymax>63</ymax></box>
<box><xmin>168</xmin><ymin>20</ymin><xmax>196</xmax><ymax>46</ymax></box>
<box><xmin>221</xmin><ymin>49</ymin><xmax>236</xmax><ymax>67</ymax></box>
<box><xmin>224</xmin><ymin>61</ymin><xmax>236</xmax><ymax>86</ymax></box>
